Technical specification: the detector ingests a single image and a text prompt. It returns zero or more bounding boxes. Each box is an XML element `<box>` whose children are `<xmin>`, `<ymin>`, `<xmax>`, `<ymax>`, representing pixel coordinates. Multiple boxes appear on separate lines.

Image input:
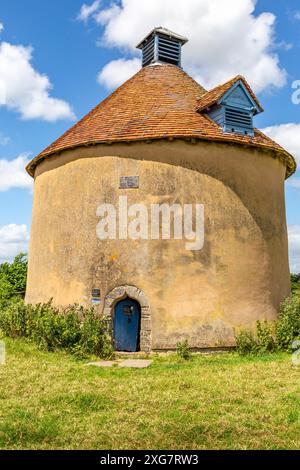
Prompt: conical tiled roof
<box><xmin>26</xmin><ymin>64</ymin><xmax>296</xmax><ymax>177</ymax></box>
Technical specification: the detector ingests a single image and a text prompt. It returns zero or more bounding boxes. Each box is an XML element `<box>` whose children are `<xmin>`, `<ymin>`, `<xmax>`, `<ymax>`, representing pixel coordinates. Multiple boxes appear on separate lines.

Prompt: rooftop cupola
<box><xmin>136</xmin><ymin>27</ymin><xmax>188</xmax><ymax>68</ymax></box>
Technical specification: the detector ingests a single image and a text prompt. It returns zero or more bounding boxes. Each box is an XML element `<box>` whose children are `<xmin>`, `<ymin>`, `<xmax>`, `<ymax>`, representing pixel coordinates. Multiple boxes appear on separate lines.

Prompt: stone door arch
<box><xmin>104</xmin><ymin>285</ymin><xmax>151</xmax><ymax>352</ymax></box>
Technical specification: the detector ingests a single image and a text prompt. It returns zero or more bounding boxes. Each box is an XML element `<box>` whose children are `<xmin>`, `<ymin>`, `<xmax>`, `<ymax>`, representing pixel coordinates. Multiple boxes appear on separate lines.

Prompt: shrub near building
<box><xmin>0</xmin><ymin>255</ymin><xmax>113</xmax><ymax>359</ymax></box>
<box><xmin>0</xmin><ymin>301</ymin><xmax>113</xmax><ymax>359</ymax></box>
<box><xmin>236</xmin><ymin>275</ymin><xmax>300</xmax><ymax>355</ymax></box>
<box><xmin>1</xmin><ymin>255</ymin><xmax>299</xmax><ymax>358</ymax></box>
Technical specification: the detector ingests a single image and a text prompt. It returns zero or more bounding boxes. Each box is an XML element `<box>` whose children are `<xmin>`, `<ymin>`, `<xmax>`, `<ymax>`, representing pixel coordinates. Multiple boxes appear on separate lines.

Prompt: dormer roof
<box><xmin>196</xmin><ymin>75</ymin><xmax>263</xmax><ymax>113</ymax></box>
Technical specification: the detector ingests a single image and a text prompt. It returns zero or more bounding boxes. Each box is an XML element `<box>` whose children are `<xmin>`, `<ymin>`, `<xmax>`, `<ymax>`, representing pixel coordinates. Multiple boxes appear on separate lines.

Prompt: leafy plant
<box><xmin>0</xmin><ymin>253</ymin><xmax>114</xmax><ymax>359</ymax></box>
<box><xmin>236</xmin><ymin>292</ymin><xmax>300</xmax><ymax>355</ymax></box>
<box><xmin>0</xmin><ymin>300</ymin><xmax>113</xmax><ymax>359</ymax></box>
<box><xmin>236</xmin><ymin>330</ymin><xmax>258</xmax><ymax>356</ymax></box>
<box><xmin>78</xmin><ymin>308</ymin><xmax>113</xmax><ymax>359</ymax></box>
<box><xmin>176</xmin><ymin>339</ymin><xmax>192</xmax><ymax>360</ymax></box>
<box><xmin>0</xmin><ymin>300</ymin><xmax>31</xmax><ymax>338</ymax></box>
<box><xmin>276</xmin><ymin>295</ymin><xmax>300</xmax><ymax>352</ymax></box>
<box><xmin>256</xmin><ymin>320</ymin><xmax>276</xmax><ymax>353</ymax></box>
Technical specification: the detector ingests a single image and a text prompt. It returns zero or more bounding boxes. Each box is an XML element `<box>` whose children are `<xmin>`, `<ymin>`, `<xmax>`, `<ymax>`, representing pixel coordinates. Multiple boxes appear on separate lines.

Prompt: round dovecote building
<box><xmin>25</xmin><ymin>28</ymin><xmax>296</xmax><ymax>352</ymax></box>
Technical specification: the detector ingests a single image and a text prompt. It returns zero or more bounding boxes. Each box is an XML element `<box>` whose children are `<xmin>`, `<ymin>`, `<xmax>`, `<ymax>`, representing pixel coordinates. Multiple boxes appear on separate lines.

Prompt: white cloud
<box><xmin>97</xmin><ymin>58</ymin><xmax>140</xmax><ymax>89</ymax></box>
<box><xmin>288</xmin><ymin>225</ymin><xmax>300</xmax><ymax>273</ymax></box>
<box><xmin>0</xmin><ymin>22</ymin><xmax>4</xmax><ymax>34</ymax></box>
<box><xmin>80</xmin><ymin>0</ymin><xmax>287</xmax><ymax>92</ymax></box>
<box><xmin>77</xmin><ymin>0</ymin><xmax>101</xmax><ymax>22</ymax></box>
<box><xmin>0</xmin><ymin>132</ymin><xmax>10</xmax><ymax>145</ymax></box>
<box><xmin>262</xmin><ymin>123</ymin><xmax>300</xmax><ymax>165</ymax></box>
<box><xmin>0</xmin><ymin>41</ymin><xmax>75</xmax><ymax>121</ymax></box>
<box><xmin>0</xmin><ymin>153</ymin><xmax>33</xmax><ymax>192</ymax></box>
<box><xmin>288</xmin><ymin>177</ymin><xmax>300</xmax><ymax>189</ymax></box>
<box><xmin>294</xmin><ymin>12</ymin><xmax>300</xmax><ymax>21</ymax></box>
<box><xmin>0</xmin><ymin>224</ymin><xmax>29</xmax><ymax>263</ymax></box>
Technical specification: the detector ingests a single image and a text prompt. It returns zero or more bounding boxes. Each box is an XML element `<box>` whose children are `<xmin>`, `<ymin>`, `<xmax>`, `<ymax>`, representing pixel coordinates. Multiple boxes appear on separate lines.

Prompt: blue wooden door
<box><xmin>114</xmin><ymin>298</ymin><xmax>141</xmax><ymax>352</ymax></box>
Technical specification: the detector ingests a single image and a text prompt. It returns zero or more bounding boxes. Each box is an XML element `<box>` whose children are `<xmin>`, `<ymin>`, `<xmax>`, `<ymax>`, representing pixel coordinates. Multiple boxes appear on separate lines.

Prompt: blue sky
<box><xmin>0</xmin><ymin>0</ymin><xmax>299</xmax><ymax>270</ymax></box>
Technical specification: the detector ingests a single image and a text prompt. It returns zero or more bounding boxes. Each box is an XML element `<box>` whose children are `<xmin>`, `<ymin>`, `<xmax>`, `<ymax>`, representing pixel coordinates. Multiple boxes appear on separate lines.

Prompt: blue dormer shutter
<box><xmin>224</xmin><ymin>106</ymin><xmax>253</xmax><ymax>136</ymax></box>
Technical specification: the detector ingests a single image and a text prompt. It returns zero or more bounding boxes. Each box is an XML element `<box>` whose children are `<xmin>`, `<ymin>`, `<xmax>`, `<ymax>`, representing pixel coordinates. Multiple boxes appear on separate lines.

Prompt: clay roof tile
<box><xmin>26</xmin><ymin>64</ymin><xmax>296</xmax><ymax>178</ymax></box>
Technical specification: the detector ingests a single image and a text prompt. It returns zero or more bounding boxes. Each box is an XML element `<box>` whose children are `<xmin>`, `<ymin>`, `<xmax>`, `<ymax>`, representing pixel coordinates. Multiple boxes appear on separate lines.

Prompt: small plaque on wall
<box><xmin>92</xmin><ymin>288</ymin><xmax>101</xmax><ymax>298</ymax></box>
<box><xmin>91</xmin><ymin>288</ymin><xmax>101</xmax><ymax>304</ymax></box>
<box><xmin>119</xmin><ymin>176</ymin><xmax>139</xmax><ymax>189</ymax></box>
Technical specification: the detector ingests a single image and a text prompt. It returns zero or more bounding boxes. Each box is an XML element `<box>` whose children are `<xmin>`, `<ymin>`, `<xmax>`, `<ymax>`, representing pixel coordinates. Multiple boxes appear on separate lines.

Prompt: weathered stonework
<box><xmin>103</xmin><ymin>285</ymin><xmax>151</xmax><ymax>352</ymax></box>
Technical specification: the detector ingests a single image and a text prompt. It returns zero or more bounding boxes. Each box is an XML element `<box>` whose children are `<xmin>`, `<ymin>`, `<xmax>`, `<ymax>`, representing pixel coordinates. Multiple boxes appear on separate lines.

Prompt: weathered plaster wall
<box><xmin>26</xmin><ymin>140</ymin><xmax>290</xmax><ymax>349</ymax></box>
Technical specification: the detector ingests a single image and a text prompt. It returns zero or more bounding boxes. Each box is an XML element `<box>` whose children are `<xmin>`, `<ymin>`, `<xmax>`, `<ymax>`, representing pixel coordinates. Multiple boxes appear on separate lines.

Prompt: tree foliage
<box><xmin>0</xmin><ymin>253</ymin><xmax>28</xmax><ymax>306</ymax></box>
<box><xmin>291</xmin><ymin>273</ymin><xmax>300</xmax><ymax>296</ymax></box>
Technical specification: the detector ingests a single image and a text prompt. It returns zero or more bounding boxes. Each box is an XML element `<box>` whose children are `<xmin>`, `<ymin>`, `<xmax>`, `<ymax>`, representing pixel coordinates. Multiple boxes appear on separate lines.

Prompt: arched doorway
<box><xmin>103</xmin><ymin>285</ymin><xmax>151</xmax><ymax>352</ymax></box>
<box><xmin>114</xmin><ymin>297</ymin><xmax>141</xmax><ymax>352</ymax></box>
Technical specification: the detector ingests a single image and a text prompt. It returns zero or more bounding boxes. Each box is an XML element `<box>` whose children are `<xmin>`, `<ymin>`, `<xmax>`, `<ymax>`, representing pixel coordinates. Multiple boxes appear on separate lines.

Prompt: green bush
<box><xmin>236</xmin><ymin>321</ymin><xmax>276</xmax><ymax>356</ymax></box>
<box><xmin>276</xmin><ymin>295</ymin><xmax>300</xmax><ymax>352</ymax></box>
<box><xmin>0</xmin><ymin>300</ymin><xmax>31</xmax><ymax>338</ymax></box>
<box><xmin>30</xmin><ymin>303</ymin><xmax>81</xmax><ymax>351</ymax></box>
<box><xmin>0</xmin><ymin>301</ymin><xmax>114</xmax><ymax>359</ymax></box>
<box><xmin>0</xmin><ymin>253</ymin><xmax>114</xmax><ymax>359</ymax></box>
<box><xmin>176</xmin><ymin>339</ymin><xmax>192</xmax><ymax>360</ymax></box>
<box><xmin>256</xmin><ymin>320</ymin><xmax>276</xmax><ymax>353</ymax></box>
<box><xmin>236</xmin><ymin>330</ymin><xmax>258</xmax><ymax>355</ymax></box>
<box><xmin>78</xmin><ymin>308</ymin><xmax>113</xmax><ymax>359</ymax></box>
<box><xmin>236</xmin><ymin>293</ymin><xmax>300</xmax><ymax>355</ymax></box>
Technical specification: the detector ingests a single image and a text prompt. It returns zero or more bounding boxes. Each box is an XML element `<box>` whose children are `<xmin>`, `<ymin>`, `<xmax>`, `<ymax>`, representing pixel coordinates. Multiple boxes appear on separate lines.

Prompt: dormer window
<box><xmin>196</xmin><ymin>76</ymin><xmax>263</xmax><ymax>138</ymax></box>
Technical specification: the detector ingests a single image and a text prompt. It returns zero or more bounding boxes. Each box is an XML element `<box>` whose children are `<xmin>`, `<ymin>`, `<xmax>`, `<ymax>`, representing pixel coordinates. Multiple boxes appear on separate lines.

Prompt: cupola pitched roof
<box><xmin>26</xmin><ymin>64</ymin><xmax>296</xmax><ymax>178</ymax></box>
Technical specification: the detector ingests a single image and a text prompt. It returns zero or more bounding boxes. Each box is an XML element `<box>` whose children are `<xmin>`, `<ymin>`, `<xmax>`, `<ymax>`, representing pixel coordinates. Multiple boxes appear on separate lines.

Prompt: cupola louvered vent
<box><xmin>142</xmin><ymin>36</ymin><xmax>155</xmax><ymax>67</ymax></box>
<box><xmin>137</xmin><ymin>27</ymin><xmax>188</xmax><ymax>68</ymax></box>
<box><xmin>157</xmin><ymin>36</ymin><xmax>181</xmax><ymax>66</ymax></box>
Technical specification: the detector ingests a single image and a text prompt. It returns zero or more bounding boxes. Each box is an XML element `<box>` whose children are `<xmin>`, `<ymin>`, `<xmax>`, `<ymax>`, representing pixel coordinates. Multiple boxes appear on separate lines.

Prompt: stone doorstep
<box><xmin>86</xmin><ymin>359</ymin><xmax>153</xmax><ymax>368</ymax></box>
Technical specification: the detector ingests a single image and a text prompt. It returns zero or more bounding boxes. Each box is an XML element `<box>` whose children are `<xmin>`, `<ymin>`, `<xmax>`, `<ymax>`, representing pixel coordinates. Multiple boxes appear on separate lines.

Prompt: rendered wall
<box><xmin>25</xmin><ymin>140</ymin><xmax>290</xmax><ymax>349</ymax></box>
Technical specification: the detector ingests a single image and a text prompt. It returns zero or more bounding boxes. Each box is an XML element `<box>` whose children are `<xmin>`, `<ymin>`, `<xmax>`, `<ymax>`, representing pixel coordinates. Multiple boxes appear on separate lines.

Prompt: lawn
<box><xmin>0</xmin><ymin>338</ymin><xmax>299</xmax><ymax>450</ymax></box>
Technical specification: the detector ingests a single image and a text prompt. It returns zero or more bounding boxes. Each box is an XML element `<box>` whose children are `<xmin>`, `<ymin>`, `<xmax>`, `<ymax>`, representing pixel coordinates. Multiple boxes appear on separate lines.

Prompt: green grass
<box><xmin>0</xmin><ymin>337</ymin><xmax>299</xmax><ymax>450</ymax></box>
